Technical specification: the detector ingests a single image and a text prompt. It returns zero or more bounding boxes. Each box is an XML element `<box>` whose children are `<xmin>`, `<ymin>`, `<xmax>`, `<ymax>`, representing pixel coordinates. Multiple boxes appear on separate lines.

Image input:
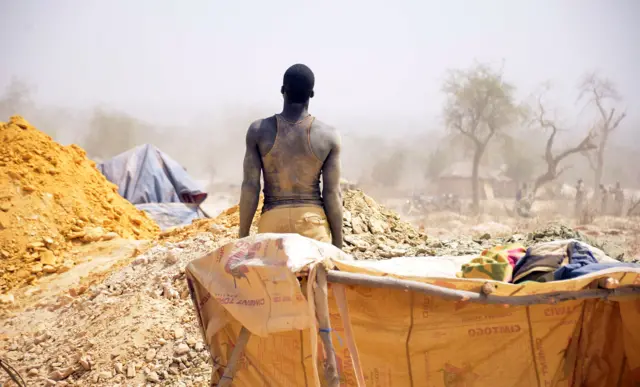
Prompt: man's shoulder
<box><xmin>247</xmin><ymin>116</ymin><xmax>277</xmax><ymax>142</ymax></box>
<box><xmin>311</xmin><ymin>118</ymin><xmax>340</xmax><ymax>145</ymax></box>
<box><xmin>248</xmin><ymin>115</ymin><xmax>277</xmax><ymax>132</ymax></box>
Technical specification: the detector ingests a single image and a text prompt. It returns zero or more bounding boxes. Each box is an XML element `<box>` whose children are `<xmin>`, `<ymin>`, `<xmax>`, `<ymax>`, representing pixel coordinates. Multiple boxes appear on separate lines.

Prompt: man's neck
<box><xmin>280</xmin><ymin>103</ymin><xmax>309</xmax><ymax>122</ymax></box>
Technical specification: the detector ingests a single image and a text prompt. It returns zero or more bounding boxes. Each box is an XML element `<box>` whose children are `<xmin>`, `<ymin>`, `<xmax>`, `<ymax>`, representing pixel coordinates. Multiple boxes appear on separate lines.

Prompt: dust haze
<box><xmin>1</xmin><ymin>0</ymin><xmax>639</xmax><ymax>205</ymax></box>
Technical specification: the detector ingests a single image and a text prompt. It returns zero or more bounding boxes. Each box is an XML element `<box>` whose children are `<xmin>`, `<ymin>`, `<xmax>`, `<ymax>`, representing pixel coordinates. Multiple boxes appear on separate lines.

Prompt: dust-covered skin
<box><xmin>239</xmin><ymin>103</ymin><xmax>343</xmax><ymax>248</ymax></box>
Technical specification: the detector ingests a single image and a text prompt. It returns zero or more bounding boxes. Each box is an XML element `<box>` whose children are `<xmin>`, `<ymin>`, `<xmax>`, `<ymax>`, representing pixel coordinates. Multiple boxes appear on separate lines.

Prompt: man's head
<box><xmin>281</xmin><ymin>64</ymin><xmax>315</xmax><ymax>104</ymax></box>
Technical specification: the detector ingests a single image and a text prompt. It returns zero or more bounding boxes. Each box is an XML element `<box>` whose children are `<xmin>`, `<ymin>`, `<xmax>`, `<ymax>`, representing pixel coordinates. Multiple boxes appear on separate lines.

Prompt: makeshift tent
<box><xmin>97</xmin><ymin>144</ymin><xmax>207</xmax><ymax>205</ymax></box>
<box><xmin>97</xmin><ymin>144</ymin><xmax>208</xmax><ymax>229</ymax></box>
<box><xmin>186</xmin><ymin>234</ymin><xmax>640</xmax><ymax>387</ymax></box>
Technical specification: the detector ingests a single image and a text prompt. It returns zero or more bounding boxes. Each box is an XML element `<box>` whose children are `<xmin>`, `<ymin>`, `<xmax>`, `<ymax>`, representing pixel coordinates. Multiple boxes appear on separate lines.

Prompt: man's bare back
<box><xmin>238</xmin><ymin>64</ymin><xmax>343</xmax><ymax>248</ymax></box>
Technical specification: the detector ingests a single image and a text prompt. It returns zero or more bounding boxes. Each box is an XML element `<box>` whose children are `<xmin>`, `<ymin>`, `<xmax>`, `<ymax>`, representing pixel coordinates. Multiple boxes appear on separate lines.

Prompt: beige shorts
<box><xmin>258</xmin><ymin>206</ymin><xmax>331</xmax><ymax>243</ymax></box>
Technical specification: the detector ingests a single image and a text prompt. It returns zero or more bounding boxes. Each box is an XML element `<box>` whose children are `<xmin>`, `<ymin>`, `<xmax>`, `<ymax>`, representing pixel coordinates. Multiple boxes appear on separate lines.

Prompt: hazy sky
<box><xmin>1</xmin><ymin>0</ymin><xmax>638</xmax><ymax>133</ymax></box>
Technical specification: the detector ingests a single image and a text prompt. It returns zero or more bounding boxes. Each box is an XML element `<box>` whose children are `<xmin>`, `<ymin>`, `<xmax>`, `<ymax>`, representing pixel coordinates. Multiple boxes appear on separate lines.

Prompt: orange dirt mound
<box><xmin>0</xmin><ymin>116</ymin><xmax>159</xmax><ymax>293</ymax></box>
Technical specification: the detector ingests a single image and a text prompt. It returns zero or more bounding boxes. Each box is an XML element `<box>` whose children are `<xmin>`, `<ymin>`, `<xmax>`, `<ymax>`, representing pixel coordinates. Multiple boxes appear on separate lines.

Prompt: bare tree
<box><xmin>442</xmin><ymin>63</ymin><xmax>521</xmax><ymax>212</ymax></box>
<box><xmin>578</xmin><ymin>73</ymin><xmax>626</xmax><ymax>190</ymax></box>
<box><xmin>530</xmin><ymin>90</ymin><xmax>596</xmax><ymax>197</ymax></box>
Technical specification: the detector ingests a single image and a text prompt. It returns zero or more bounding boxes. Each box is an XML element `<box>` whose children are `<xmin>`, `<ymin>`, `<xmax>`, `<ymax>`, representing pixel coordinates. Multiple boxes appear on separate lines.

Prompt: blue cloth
<box><xmin>97</xmin><ymin>144</ymin><xmax>207</xmax><ymax>205</ymax></box>
<box><xmin>553</xmin><ymin>241</ymin><xmax>638</xmax><ymax>280</ymax></box>
<box><xmin>135</xmin><ymin>203</ymin><xmax>201</xmax><ymax>230</ymax></box>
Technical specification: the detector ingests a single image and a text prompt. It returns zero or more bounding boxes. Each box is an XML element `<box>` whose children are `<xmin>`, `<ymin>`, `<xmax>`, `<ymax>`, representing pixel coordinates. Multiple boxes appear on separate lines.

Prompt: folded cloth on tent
<box><xmin>554</xmin><ymin>241</ymin><xmax>639</xmax><ymax>280</ymax></box>
<box><xmin>97</xmin><ymin>144</ymin><xmax>207</xmax><ymax>205</ymax></box>
<box><xmin>459</xmin><ymin>243</ymin><xmax>526</xmax><ymax>282</ymax></box>
<box><xmin>513</xmin><ymin>240</ymin><xmax>639</xmax><ymax>283</ymax></box>
<box><xmin>513</xmin><ymin>241</ymin><xmax>569</xmax><ymax>283</ymax></box>
<box><xmin>135</xmin><ymin>203</ymin><xmax>201</xmax><ymax>230</ymax></box>
<box><xmin>258</xmin><ymin>206</ymin><xmax>331</xmax><ymax>244</ymax></box>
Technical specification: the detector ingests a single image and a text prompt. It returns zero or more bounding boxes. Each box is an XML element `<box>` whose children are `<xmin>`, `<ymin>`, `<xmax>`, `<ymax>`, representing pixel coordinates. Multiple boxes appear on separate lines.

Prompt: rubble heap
<box><xmin>1</xmin><ymin>234</ymin><xmax>217</xmax><ymax>386</ymax></box>
<box><xmin>161</xmin><ymin>190</ymin><xmax>487</xmax><ymax>260</ymax></box>
<box><xmin>0</xmin><ymin>116</ymin><xmax>159</xmax><ymax>293</ymax></box>
<box><xmin>342</xmin><ymin>190</ymin><xmax>483</xmax><ymax>259</ymax></box>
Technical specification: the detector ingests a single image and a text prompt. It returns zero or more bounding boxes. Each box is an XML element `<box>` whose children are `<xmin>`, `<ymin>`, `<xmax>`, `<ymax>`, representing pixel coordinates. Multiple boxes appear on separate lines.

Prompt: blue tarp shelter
<box><xmin>97</xmin><ymin>144</ymin><xmax>209</xmax><ymax>229</ymax></box>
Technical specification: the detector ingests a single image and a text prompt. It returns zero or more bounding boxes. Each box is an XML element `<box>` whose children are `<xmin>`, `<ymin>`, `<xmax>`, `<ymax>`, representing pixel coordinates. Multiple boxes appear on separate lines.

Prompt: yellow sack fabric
<box><xmin>187</xmin><ymin>235</ymin><xmax>640</xmax><ymax>387</ymax></box>
<box><xmin>258</xmin><ymin>206</ymin><xmax>331</xmax><ymax>243</ymax></box>
<box><xmin>459</xmin><ymin>243</ymin><xmax>526</xmax><ymax>282</ymax></box>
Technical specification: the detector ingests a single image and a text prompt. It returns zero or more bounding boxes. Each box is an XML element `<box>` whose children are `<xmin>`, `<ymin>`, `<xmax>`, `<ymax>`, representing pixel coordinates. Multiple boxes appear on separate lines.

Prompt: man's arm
<box><xmin>239</xmin><ymin>125</ymin><xmax>262</xmax><ymax>238</ymax></box>
<box><xmin>322</xmin><ymin>133</ymin><xmax>343</xmax><ymax>249</ymax></box>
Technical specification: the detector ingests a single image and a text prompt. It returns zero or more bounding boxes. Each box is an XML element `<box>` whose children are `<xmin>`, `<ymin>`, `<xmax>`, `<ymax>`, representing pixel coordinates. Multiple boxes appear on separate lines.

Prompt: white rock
<box><xmin>79</xmin><ymin>356</ymin><xmax>91</xmax><ymax>370</ymax></box>
<box><xmin>147</xmin><ymin>371</ymin><xmax>161</xmax><ymax>383</ymax></box>
<box><xmin>175</xmin><ymin>343</ymin><xmax>190</xmax><ymax>355</ymax></box>
<box><xmin>145</xmin><ymin>348</ymin><xmax>157</xmax><ymax>362</ymax></box>
<box><xmin>173</xmin><ymin>327</ymin><xmax>185</xmax><ymax>339</ymax></box>
<box><xmin>165</xmin><ymin>250</ymin><xmax>179</xmax><ymax>264</ymax></box>
<box><xmin>132</xmin><ymin>256</ymin><xmax>149</xmax><ymax>266</ymax></box>
<box><xmin>126</xmin><ymin>364</ymin><xmax>136</xmax><ymax>378</ymax></box>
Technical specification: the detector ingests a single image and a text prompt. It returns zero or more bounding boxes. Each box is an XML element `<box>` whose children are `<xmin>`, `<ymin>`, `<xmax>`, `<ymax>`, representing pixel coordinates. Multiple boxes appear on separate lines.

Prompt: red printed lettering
<box><xmin>236</xmin><ymin>298</ymin><xmax>265</xmax><ymax>306</ymax></box>
<box><xmin>467</xmin><ymin>325</ymin><xmax>522</xmax><ymax>337</ymax></box>
<box><xmin>544</xmin><ymin>305</ymin><xmax>578</xmax><ymax>317</ymax></box>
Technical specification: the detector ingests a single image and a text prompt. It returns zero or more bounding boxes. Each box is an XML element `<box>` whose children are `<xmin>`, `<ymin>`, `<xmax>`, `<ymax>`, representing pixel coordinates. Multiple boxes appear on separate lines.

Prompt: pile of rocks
<box><xmin>341</xmin><ymin>190</ymin><xmax>485</xmax><ymax>259</ymax></box>
<box><xmin>1</xmin><ymin>235</ymin><xmax>220</xmax><ymax>386</ymax></box>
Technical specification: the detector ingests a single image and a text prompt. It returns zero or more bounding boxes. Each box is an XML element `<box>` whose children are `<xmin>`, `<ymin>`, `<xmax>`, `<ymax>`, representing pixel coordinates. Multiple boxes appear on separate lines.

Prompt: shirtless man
<box><xmin>238</xmin><ymin>64</ymin><xmax>343</xmax><ymax>248</ymax></box>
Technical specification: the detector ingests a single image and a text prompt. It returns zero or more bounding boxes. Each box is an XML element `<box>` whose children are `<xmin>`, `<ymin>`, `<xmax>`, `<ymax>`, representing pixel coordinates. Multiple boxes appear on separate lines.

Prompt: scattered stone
<box><xmin>99</xmin><ymin>370</ymin><xmax>112</xmax><ymax>380</ymax></box>
<box><xmin>194</xmin><ymin>342</ymin><xmax>204</xmax><ymax>351</ymax></box>
<box><xmin>34</xmin><ymin>332</ymin><xmax>50</xmax><ymax>344</ymax></box>
<box><xmin>165</xmin><ymin>250</ymin><xmax>179</xmax><ymax>264</ymax></box>
<box><xmin>27</xmin><ymin>368</ymin><xmax>39</xmax><ymax>376</ymax></box>
<box><xmin>175</xmin><ymin>343</ymin><xmax>190</xmax><ymax>355</ymax></box>
<box><xmin>173</xmin><ymin>327</ymin><xmax>185</xmax><ymax>339</ymax></box>
<box><xmin>145</xmin><ymin>348</ymin><xmax>157</xmax><ymax>362</ymax></box>
<box><xmin>147</xmin><ymin>371</ymin><xmax>161</xmax><ymax>383</ymax></box>
<box><xmin>79</xmin><ymin>355</ymin><xmax>91</xmax><ymax>370</ymax></box>
<box><xmin>126</xmin><ymin>364</ymin><xmax>136</xmax><ymax>378</ymax></box>
<box><xmin>0</xmin><ymin>293</ymin><xmax>15</xmax><ymax>305</ymax></box>
<box><xmin>31</xmin><ymin>263</ymin><xmax>43</xmax><ymax>273</ymax></box>
<box><xmin>40</xmin><ymin>250</ymin><xmax>57</xmax><ymax>266</ymax></box>
<box><xmin>48</xmin><ymin>366</ymin><xmax>74</xmax><ymax>381</ymax></box>
<box><xmin>132</xmin><ymin>256</ymin><xmax>149</xmax><ymax>266</ymax></box>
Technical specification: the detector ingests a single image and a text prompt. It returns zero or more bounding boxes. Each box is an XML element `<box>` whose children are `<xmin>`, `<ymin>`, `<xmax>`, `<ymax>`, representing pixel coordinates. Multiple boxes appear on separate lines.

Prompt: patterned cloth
<box><xmin>459</xmin><ymin>244</ymin><xmax>526</xmax><ymax>282</ymax></box>
<box><xmin>512</xmin><ymin>241</ymin><xmax>568</xmax><ymax>284</ymax></box>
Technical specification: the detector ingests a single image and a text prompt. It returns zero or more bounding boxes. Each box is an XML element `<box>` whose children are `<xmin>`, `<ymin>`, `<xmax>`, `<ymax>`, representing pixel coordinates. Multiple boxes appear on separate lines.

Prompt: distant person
<box><xmin>516</xmin><ymin>183</ymin><xmax>527</xmax><ymax>202</ymax></box>
<box><xmin>239</xmin><ymin>64</ymin><xmax>343</xmax><ymax>248</ymax></box>
<box><xmin>515</xmin><ymin>183</ymin><xmax>532</xmax><ymax>217</ymax></box>
<box><xmin>574</xmin><ymin>179</ymin><xmax>585</xmax><ymax>217</ymax></box>
<box><xmin>599</xmin><ymin>184</ymin><xmax>609</xmax><ymax>215</ymax></box>
<box><xmin>613</xmin><ymin>181</ymin><xmax>624</xmax><ymax>216</ymax></box>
